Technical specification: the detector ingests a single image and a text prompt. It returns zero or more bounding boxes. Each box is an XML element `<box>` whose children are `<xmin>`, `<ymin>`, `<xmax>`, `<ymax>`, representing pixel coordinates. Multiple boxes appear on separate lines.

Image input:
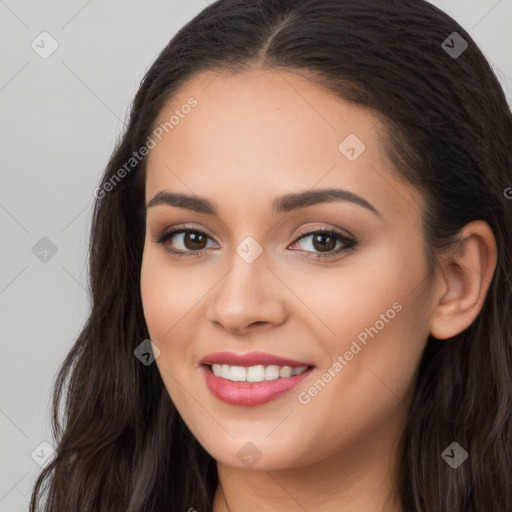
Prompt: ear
<box><xmin>429</xmin><ymin>220</ymin><xmax>497</xmax><ymax>340</ymax></box>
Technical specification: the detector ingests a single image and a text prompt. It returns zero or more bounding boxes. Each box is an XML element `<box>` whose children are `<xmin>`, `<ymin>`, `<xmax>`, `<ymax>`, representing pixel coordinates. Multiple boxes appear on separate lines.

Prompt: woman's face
<box><xmin>140</xmin><ymin>69</ymin><xmax>437</xmax><ymax>471</ymax></box>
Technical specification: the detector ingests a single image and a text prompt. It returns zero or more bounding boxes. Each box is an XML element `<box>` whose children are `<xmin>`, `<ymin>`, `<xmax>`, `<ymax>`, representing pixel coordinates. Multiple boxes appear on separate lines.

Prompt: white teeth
<box><xmin>246</xmin><ymin>365</ymin><xmax>265</xmax><ymax>382</ymax></box>
<box><xmin>229</xmin><ymin>365</ymin><xmax>247</xmax><ymax>381</ymax></box>
<box><xmin>221</xmin><ymin>364</ymin><xmax>230</xmax><ymax>380</ymax></box>
<box><xmin>265</xmin><ymin>365</ymin><xmax>281</xmax><ymax>381</ymax></box>
<box><xmin>210</xmin><ymin>364</ymin><xmax>309</xmax><ymax>382</ymax></box>
<box><xmin>279</xmin><ymin>366</ymin><xmax>292</xmax><ymax>378</ymax></box>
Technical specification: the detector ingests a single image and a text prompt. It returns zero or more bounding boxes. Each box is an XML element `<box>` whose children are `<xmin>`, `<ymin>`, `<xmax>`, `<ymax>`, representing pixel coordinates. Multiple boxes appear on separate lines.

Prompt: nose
<box><xmin>205</xmin><ymin>248</ymin><xmax>287</xmax><ymax>335</ymax></box>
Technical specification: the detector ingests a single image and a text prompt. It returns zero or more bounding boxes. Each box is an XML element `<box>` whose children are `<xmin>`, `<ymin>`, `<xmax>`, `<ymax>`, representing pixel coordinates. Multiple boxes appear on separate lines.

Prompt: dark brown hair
<box><xmin>30</xmin><ymin>0</ymin><xmax>512</xmax><ymax>510</ymax></box>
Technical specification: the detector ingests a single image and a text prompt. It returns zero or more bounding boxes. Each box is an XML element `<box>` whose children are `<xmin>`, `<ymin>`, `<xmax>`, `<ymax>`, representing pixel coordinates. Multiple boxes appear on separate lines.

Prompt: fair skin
<box><xmin>140</xmin><ymin>68</ymin><xmax>497</xmax><ymax>512</ymax></box>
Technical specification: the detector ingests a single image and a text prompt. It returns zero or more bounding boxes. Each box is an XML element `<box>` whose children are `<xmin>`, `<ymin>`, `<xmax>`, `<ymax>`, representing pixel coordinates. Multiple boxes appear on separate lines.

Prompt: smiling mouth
<box><xmin>201</xmin><ymin>363</ymin><xmax>316</xmax><ymax>406</ymax></box>
<box><xmin>204</xmin><ymin>363</ymin><xmax>311</xmax><ymax>382</ymax></box>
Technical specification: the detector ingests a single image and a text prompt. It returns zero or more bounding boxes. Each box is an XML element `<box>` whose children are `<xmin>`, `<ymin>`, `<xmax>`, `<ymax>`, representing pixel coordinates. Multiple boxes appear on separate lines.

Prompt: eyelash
<box><xmin>152</xmin><ymin>225</ymin><xmax>357</xmax><ymax>260</ymax></box>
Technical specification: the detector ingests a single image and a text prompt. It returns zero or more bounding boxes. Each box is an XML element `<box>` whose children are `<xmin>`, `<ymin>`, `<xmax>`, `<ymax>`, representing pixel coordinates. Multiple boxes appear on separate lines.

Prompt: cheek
<box><xmin>293</xmin><ymin>240</ymin><xmax>427</xmax><ymax>349</ymax></box>
<box><xmin>140</xmin><ymin>247</ymin><xmax>204</xmax><ymax>344</ymax></box>
<box><xmin>297</xmin><ymin>247</ymin><xmax>430</xmax><ymax>438</ymax></box>
<box><xmin>140</xmin><ymin>248</ymin><xmax>200</xmax><ymax>408</ymax></box>
<box><xmin>297</xmin><ymin>242</ymin><xmax>429</xmax><ymax>402</ymax></box>
<box><xmin>287</xmin><ymin>304</ymin><xmax>429</xmax><ymax>467</ymax></box>
<box><xmin>140</xmin><ymin>258</ymin><xmax>175</xmax><ymax>342</ymax></box>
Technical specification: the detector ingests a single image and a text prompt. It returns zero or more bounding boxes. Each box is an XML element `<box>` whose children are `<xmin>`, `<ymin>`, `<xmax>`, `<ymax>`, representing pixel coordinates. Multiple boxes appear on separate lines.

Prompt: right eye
<box><xmin>153</xmin><ymin>228</ymin><xmax>218</xmax><ymax>258</ymax></box>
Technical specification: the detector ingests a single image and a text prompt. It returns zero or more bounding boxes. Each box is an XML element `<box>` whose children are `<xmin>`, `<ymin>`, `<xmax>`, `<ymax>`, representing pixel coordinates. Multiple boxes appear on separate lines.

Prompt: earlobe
<box><xmin>429</xmin><ymin>220</ymin><xmax>497</xmax><ymax>340</ymax></box>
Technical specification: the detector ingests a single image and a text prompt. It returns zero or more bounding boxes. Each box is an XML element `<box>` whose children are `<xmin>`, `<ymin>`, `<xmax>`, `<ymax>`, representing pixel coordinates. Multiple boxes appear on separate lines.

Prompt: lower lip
<box><xmin>201</xmin><ymin>365</ymin><xmax>315</xmax><ymax>406</ymax></box>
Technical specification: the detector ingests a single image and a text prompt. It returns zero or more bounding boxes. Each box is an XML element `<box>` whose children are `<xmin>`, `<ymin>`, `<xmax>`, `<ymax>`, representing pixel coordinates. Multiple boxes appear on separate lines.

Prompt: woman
<box><xmin>30</xmin><ymin>0</ymin><xmax>512</xmax><ymax>510</ymax></box>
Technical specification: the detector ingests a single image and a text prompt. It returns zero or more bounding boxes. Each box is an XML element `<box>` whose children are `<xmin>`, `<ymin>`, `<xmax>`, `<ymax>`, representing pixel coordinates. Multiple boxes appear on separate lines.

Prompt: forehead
<box><xmin>145</xmin><ymin>68</ymin><xmax>421</xmax><ymax>221</ymax></box>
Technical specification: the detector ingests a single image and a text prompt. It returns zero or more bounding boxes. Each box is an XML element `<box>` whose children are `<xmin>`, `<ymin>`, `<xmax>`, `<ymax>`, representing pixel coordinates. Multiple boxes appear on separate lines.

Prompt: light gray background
<box><xmin>0</xmin><ymin>1</ymin><xmax>510</xmax><ymax>509</ymax></box>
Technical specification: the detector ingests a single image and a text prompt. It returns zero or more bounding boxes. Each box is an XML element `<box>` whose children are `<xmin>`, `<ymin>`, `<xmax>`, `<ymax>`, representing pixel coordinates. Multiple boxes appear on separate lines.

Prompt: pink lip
<box><xmin>202</xmin><ymin>366</ymin><xmax>314</xmax><ymax>406</ymax></box>
<box><xmin>199</xmin><ymin>351</ymin><xmax>313</xmax><ymax>367</ymax></box>
<box><xmin>199</xmin><ymin>351</ymin><xmax>315</xmax><ymax>406</ymax></box>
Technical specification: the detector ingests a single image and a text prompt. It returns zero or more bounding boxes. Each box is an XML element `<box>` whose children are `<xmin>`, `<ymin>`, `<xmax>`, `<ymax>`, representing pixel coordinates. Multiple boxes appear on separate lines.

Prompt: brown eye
<box><xmin>153</xmin><ymin>228</ymin><xmax>218</xmax><ymax>258</ymax></box>
<box><xmin>311</xmin><ymin>233</ymin><xmax>337</xmax><ymax>252</ymax></box>
<box><xmin>182</xmin><ymin>231</ymin><xmax>207</xmax><ymax>250</ymax></box>
<box><xmin>289</xmin><ymin>228</ymin><xmax>357</xmax><ymax>259</ymax></box>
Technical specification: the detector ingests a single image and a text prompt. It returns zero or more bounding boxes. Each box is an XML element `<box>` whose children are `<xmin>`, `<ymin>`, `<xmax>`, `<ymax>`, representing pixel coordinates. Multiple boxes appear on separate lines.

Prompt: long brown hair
<box><xmin>30</xmin><ymin>0</ymin><xmax>512</xmax><ymax>510</ymax></box>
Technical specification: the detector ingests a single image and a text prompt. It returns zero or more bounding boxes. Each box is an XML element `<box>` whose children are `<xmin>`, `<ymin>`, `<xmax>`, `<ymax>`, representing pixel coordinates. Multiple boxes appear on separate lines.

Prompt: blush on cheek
<box><xmin>141</xmin><ymin>269</ymin><xmax>172</xmax><ymax>341</ymax></box>
<box><xmin>141</xmin><ymin>277</ymin><xmax>198</xmax><ymax>357</ymax></box>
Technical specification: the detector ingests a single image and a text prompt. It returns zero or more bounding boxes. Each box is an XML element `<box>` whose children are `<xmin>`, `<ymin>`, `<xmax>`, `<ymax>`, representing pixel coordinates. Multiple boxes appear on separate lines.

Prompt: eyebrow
<box><xmin>146</xmin><ymin>187</ymin><xmax>381</xmax><ymax>218</ymax></box>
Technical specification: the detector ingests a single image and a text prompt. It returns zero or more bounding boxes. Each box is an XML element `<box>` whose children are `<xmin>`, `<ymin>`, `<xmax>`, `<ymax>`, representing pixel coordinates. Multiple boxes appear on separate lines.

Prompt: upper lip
<box><xmin>199</xmin><ymin>351</ymin><xmax>313</xmax><ymax>368</ymax></box>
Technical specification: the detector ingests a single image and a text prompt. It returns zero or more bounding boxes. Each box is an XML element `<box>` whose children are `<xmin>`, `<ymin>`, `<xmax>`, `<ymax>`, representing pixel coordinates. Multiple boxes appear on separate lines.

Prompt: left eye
<box><xmin>288</xmin><ymin>229</ymin><xmax>356</xmax><ymax>258</ymax></box>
